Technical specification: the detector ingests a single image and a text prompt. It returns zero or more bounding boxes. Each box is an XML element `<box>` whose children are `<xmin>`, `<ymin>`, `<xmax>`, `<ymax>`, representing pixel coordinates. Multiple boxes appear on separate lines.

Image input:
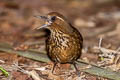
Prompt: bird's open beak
<box><xmin>35</xmin><ymin>24</ymin><xmax>49</xmax><ymax>29</ymax></box>
<box><xmin>34</xmin><ymin>15</ymin><xmax>52</xmax><ymax>30</ymax></box>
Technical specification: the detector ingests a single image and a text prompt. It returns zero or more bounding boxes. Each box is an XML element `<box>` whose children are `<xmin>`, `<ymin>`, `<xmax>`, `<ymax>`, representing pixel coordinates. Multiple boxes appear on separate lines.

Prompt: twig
<box><xmin>13</xmin><ymin>63</ymin><xmax>41</xmax><ymax>80</ymax></box>
<box><xmin>94</xmin><ymin>46</ymin><xmax>120</xmax><ymax>55</ymax></box>
<box><xmin>0</xmin><ymin>59</ymin><xmax>5</xmax><ymax>63</ymax></box>
<box><xmin>98</xmin><ymin>37</ymin><xmax>103</xmax><ymax>48</ymax></box>
<box><xmin>94</xmin><ymin>37</ymin><xmax>120</xmax><ymax>55</ymax></box>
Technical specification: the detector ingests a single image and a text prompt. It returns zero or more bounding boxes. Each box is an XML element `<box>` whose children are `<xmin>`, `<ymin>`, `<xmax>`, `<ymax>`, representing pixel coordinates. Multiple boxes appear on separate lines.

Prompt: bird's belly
<box><xmin>47</xmin><ymin>38</ymin><xmax>81</xmax><ymax>63</ymax></box>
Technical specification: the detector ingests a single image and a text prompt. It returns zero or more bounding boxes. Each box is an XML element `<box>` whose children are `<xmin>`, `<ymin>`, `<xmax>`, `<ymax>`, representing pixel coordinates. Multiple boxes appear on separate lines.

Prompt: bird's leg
<box><xmin>73</xmin><ymin>62</ymin><xmax>80</xmax><ymax>76</ymax></box>
<box><xmin>52</xmin><ymin>62</ymin><xmax>57</xmax><ymax>74</ymax></box>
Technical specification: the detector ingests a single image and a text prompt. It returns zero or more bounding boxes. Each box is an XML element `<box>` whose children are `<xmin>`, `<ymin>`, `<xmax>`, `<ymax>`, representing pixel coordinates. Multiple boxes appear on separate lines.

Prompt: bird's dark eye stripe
<box><xmin>51</xmin><ymin>16</ymin><xmax>56</xmax><ymax>21</ymax></box>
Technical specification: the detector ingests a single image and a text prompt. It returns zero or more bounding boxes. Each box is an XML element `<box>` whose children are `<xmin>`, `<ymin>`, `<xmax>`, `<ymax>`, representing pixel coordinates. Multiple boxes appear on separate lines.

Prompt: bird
<box><xmin>35</xmin><ymin>12</ymin><xmax>83</xmax><ymax>75</ymax></box>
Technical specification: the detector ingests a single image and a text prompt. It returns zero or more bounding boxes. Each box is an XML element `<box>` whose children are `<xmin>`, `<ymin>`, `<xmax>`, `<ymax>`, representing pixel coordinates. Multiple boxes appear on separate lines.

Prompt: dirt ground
<box><xmin>0</xmin><ymin>0</ymin><xmax>120</xmax><ymax>80</ymax></box>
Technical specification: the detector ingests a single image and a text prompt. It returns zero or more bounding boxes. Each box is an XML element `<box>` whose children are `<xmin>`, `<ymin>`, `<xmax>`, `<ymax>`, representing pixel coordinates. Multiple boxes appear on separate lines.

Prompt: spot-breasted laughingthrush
<box><xmin>35</xmin><ymin>12</ymin><xmax>83</xmax><ymax>75</ymax></box>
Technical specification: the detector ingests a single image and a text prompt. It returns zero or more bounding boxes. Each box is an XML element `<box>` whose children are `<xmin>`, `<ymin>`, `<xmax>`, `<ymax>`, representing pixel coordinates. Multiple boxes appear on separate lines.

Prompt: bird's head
<box><xmin>35</xmin><ymin>12</ymin><xmax>73</xmax><ymax>33</ymax></box>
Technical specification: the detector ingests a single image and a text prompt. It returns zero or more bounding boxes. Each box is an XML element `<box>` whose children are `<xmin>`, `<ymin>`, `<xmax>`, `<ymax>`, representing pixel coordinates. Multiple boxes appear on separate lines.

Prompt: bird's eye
<box><xmin>51</xmin><ymin>16</ymin><xmax>56</xmax><ymax>21</ymax></box>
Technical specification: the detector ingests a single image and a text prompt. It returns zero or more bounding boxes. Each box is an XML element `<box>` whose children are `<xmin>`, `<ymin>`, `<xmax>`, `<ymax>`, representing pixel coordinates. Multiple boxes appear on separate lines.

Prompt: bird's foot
<box><xmin>76</xmin><ymin>70</ymin><xmax>81</xmax><ymax>77</ymax></box>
